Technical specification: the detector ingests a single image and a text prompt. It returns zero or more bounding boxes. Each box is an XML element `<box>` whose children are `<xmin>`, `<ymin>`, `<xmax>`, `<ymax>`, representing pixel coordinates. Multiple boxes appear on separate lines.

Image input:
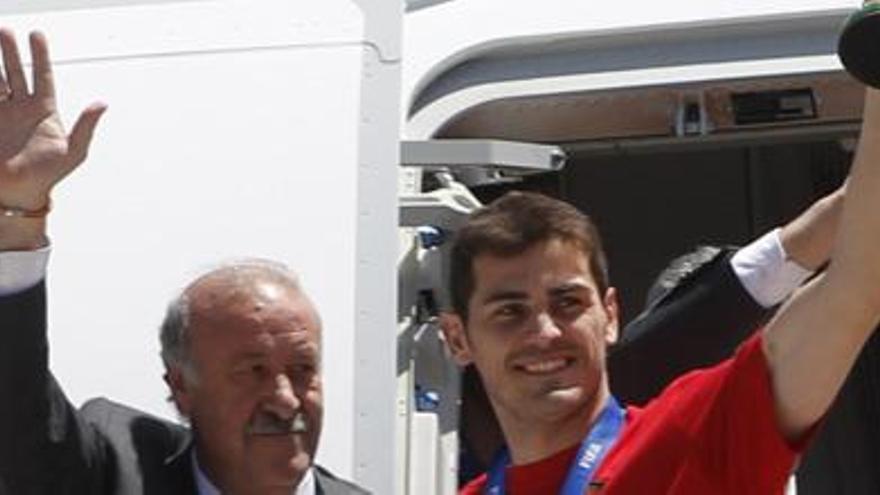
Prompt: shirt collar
<box><xmin>192</xmin><ymin>450</ymin><xmax>316</xmax><ymax>495</ymax></box>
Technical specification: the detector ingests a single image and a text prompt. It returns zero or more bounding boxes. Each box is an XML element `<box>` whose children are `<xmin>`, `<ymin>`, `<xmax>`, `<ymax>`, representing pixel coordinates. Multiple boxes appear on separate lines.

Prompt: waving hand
<box><xmin>0</xmin><ymin>29</ymin><xmax>105</xmax><ymax>213</ymax></box>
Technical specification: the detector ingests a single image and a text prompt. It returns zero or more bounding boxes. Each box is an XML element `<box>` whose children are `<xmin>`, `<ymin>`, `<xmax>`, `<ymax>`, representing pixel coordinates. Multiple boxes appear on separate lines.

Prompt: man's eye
<box><xmin>235</xmin><ymin>363</ymin><xmax>266</xmax><ymax>378</ymax></box>
<box><xmin>559</xmin><ymin>297</ymin><xmax>579</xmax><ymax>307</ymax></box>
<box><xmin>494</xmin><ymin>304</ymin><xmax>526</xmax><ymax>320</ymax></box>
<box><xmin>556</xmin><ymin>297</ymin><xmax>584</xmax><ymax>313</ymax></box>
<box><xmin>290</xmin><ymin>364</ymin><xmax>316</xmax><ymax>375</ymax></box>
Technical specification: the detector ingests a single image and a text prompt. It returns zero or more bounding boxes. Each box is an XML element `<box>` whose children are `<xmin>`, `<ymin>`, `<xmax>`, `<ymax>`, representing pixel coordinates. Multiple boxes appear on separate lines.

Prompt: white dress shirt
<box><xmin>0</xmin><ymin>247</ymin><xmax>49</xmax><ymax>296</ymax></box>
<box><xmin>730</xmin><ymin>228</ymin><xmax>813</xmax><ymax>308</ymax></box>
<box><xmin>193</xmin><ymin>451</ymin><xmax>316</xmax><ymax>495</ymax></box>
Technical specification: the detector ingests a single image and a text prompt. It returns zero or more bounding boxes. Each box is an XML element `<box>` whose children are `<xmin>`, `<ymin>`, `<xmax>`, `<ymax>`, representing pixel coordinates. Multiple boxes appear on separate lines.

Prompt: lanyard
<box><xmin>485</xmin><ymin>396</ymin><xmax>625</xmax><ymax>495</ymax></box>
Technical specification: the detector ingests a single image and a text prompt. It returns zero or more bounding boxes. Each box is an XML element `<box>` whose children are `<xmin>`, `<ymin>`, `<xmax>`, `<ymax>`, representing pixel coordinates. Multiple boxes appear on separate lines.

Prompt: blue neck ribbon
<box><xmin>485</xmin><ymin>396</ymin><xmax>625</xmax><ymax>495</ymax></box>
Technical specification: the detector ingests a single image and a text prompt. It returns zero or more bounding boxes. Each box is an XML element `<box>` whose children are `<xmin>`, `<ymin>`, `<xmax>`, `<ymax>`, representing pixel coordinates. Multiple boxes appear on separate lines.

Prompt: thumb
<box><xmin>65</xmin><ymin>102</ymin><xmax>107</xmax><ymax>172</ymax></box>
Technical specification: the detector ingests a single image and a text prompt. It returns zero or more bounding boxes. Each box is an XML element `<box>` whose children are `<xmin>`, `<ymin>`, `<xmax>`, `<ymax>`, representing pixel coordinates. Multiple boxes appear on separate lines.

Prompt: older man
<box><xmin>0</xmin><ymin>29</ymin><xmax>367</xmax><ymax>495</ymax></box>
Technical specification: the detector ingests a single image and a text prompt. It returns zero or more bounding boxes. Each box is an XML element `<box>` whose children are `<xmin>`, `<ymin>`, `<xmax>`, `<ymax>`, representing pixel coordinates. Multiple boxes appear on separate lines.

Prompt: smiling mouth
<box><xmin>516</xmin><ymin>357</ymin><xmax>575</xmax><ymax>375</ymax></box>
<box><xmin>246</xmin><ymin>412</ymin><xmax>308</xmax><ymax>436</ymax></box>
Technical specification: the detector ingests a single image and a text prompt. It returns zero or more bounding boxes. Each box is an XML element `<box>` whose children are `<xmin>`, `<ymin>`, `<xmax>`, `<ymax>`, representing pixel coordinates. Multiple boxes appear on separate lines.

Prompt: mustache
<box><xmin>246</xmin><ymin>412</ymin><xmax>308</xmax><ymax>435</ymax></box>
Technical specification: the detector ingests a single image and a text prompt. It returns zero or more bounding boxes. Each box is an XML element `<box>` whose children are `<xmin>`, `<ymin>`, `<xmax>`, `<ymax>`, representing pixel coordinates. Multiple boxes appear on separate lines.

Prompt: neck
<box><xmin>499</xmin><ymin>380</ymin><xmax>611</xmax><ymax>466</ymax></box>
<box><xmin>193</xmin><ymin>442</ymin><xmax>306</xmax><ymax>495</ymax></box>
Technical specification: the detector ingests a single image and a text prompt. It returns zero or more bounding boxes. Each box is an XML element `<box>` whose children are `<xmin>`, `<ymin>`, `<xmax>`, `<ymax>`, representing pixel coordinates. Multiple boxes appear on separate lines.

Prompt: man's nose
<box><xmin>535</xmin><ymin>312</ymin><xmax>564</xmax><ymax>339</ymax></box>
<box><xmin>262</xmin><ymin>373</ymin><xmax>300</xmax><ymax>419</ymax></box>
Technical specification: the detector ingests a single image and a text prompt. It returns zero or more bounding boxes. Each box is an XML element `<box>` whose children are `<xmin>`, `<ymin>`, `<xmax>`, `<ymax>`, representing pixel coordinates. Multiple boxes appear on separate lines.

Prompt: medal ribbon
<box><xmin>485</xmin><ymin>396</ymin><xmax>625</xmax><ymax>495</ymax></box>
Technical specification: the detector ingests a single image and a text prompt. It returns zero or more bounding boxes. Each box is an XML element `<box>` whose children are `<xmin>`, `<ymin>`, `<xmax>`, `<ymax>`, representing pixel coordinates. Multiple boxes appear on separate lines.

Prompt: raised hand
<box><xmin>0</xmin><ymin>29</ymin><xmax>105</xmax><ymax>213</ymax></box>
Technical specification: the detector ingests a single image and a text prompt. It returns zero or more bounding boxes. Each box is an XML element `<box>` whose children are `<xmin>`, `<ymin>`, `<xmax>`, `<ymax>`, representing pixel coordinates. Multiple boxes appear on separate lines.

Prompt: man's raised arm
<box><xmin>0</xmin><ymin>28</ymin><xmax>104</xmax><ymax>253</ymax></box>
<box><xmin>764</xmin><ymin>88</ymin><xmax>880</xmax><ymax>441</ymax></box>
<box><xmin>0</xmin><ymin>28</ymin><xmax>106</xmax><ymax>493</ymax></box>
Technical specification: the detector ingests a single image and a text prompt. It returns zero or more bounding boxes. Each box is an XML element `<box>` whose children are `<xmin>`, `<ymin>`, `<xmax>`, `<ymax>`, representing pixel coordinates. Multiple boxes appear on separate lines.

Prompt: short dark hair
<box><xmin>449</xmin><ymin>191</ymin><xmax>609</xmax><ymax>319</ymax></box>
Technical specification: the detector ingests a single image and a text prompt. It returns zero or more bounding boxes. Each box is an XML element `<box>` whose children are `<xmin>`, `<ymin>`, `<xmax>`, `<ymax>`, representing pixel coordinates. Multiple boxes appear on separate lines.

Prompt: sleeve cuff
<box><xmin>0</xmin><ymin>247</ymin><xmax>50</xmax><ymax>296</ymax></box>
<box><xmin>730</xmin><ymin>228</ymin><xmax>813</xmax><ymax>308</ymax></box>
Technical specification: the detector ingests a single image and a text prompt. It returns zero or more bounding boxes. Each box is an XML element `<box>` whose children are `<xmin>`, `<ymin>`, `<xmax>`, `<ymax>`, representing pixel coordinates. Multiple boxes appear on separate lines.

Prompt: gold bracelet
<box><xmin>0</xmin><ymin>200</ymin><xmax>51</xmax><ymax>218</ymax></box>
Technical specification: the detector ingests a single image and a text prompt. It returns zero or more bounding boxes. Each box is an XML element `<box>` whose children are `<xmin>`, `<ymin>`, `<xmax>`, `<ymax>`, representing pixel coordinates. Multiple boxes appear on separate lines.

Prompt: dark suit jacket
<box><xmin>608</xmin><ymin>248</ymin><xmax>768</xmax><ymax>405</ymax></box>
<box><xmin>0</xmin><ymin>283</ymin><xmax>369</xmax><ymax>495</ymax></box>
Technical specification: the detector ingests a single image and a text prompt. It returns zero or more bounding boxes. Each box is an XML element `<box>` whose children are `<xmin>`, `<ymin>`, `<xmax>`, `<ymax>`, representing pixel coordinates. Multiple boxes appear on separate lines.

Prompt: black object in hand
<box><xmin>839</xmin><ymin>4</ymin><xmax>880</xmax><ymax>89</ymax></box>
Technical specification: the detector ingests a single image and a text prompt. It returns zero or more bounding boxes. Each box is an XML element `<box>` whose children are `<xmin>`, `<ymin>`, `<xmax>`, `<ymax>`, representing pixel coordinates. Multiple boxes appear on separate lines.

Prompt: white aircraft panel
<box><xmin>1</xmin><ymin>0</ymin><xmax>368</xmax><ymax>480</ymax></box>
<box><xmin>404</xmin><ymin>0</ymin><xmax>859</xmax><ymax>111</ymax></box>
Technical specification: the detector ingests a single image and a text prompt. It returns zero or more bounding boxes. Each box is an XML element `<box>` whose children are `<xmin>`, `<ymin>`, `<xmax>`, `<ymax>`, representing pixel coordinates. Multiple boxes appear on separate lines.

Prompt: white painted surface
<box><xmin>0</xmin><ymin>0</ymin><xmax>373</xmax><ymax>481</ymax></box>
<box><xmin>403</xmin><ymin>0</ymin><xmax>860</xmax><ymax>121</ymax></box>
<box><xmin>349</xmin><ymin>2</ymin><xmax>403</xmax><ymax>493</ymax></box>
<box><xmin>0</xmin><ymin>0</ymin><xmax>210</xmax><ymax>15</ymax></box>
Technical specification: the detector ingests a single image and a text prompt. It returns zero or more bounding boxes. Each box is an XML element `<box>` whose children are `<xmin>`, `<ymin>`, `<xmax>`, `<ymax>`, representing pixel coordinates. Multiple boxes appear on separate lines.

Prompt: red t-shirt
<box><xmin>461</xmin><ymin>333</ymin><xmax>808</xmax><ymax>494</ymax></box>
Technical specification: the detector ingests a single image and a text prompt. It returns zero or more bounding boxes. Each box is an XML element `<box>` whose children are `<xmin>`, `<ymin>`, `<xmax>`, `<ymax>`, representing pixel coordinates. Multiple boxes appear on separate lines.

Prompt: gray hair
<box><xmin>159</xmin><ymin>258</ymin><xmax>308</xmax><ymax>380</ymax></box>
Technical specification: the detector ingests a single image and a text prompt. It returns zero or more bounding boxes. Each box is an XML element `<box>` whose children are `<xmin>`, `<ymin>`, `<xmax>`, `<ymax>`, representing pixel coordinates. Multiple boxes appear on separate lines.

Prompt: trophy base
<box><xmin>839</xmin><ymin>5</ymin><xmax>880</xmax><ymax>89</ymax></box>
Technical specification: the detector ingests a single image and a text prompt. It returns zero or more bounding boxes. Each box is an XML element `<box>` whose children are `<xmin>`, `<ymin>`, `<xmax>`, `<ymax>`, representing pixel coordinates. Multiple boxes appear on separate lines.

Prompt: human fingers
<box><xmin>0</xmin><ymin>28</ymin><xmax>29</xmax><ymax>99</ymax></box>
<box><xmin>63</xmin><ymin>102</ymin><xmax>107</xmax><ymax>173</ymax></box>
<box><xmin>29</xmin><ymin>31</ymin><xmax>55</xmax><ymax>100</ymax></box>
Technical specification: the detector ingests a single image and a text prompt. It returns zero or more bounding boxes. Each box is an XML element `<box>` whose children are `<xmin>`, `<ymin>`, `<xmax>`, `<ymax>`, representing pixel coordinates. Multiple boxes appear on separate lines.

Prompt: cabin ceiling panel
<box><xmin>435</xmin><ymin>72</ymin><xmax>864</xmax><ymax>145</ymax></box>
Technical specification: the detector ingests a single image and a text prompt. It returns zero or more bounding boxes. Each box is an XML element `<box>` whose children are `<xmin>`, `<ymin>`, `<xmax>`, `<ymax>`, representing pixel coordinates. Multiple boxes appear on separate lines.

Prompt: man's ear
<box><xmin>602</xmin><ymin>287</ymin><xmax>620</xmax><ymax>345</ymax></box>
<box><xmin>439</xmin><ymin>312</ymin><xmax>473</xmax><ymax>366</ymax></box>
<box><xmin>164</xmin><ymin>366</ymin><xmax>193</xmax><ymax>418</ymax></box>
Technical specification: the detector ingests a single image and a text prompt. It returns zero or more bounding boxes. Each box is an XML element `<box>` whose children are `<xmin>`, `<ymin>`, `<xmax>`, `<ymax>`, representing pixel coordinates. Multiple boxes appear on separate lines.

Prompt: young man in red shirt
<box><xmin>441</xmin><ymin>89</ymin><xmax>880</xmax><ymax>494</ymax></box>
